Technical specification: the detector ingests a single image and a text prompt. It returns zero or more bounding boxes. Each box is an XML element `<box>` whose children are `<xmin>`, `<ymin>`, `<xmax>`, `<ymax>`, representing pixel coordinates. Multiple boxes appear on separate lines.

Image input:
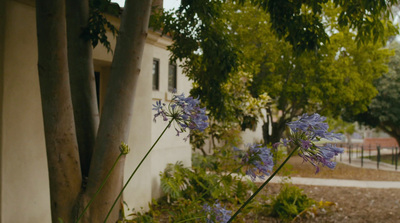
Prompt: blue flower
<box><xmin>203</xmin><ymin>202</ymin><xmax>231</xmax><ymax>223</ymax></box>
<box><xmin>152</xmin><ymin>93</ymin><xmax>209</xmax><ymax>140</ymax></box>
<box><xmin>237</xmin><ymin>144</ymin><xmax>274</xmax><ymax>181</ymax></box>
<box><xmin>281</xmin><ymin>113</ymin><xmax>344</xmax><ymax>173</ymax></box>
<box><xmin>287</xmin><ymin>113</ymin><xmax>342</xmax><ymax>141</ymax></box>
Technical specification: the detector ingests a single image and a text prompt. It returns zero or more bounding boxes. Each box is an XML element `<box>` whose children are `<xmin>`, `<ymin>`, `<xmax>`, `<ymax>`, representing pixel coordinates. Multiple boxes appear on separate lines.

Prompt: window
<box><xmin>152</xmin><ymin>59</ymin><xmax>160</xmax><ymax>90</ymax></box>
<box><xmin>94</xmin><ymin>71</ymin><xmax>100</xmax><ymax>111</ymax></box>
<box><xmin>168</xmin><ymin>63</ymin><xmax>177</xmax><ymax>92</ymax></box>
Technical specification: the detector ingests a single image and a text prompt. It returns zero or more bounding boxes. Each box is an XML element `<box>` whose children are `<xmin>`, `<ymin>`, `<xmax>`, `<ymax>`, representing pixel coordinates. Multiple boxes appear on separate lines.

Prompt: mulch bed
<box><xmin>241</xmin><ymin>183</ymin><xmax>400</xmax><ymax>223</ymax></box>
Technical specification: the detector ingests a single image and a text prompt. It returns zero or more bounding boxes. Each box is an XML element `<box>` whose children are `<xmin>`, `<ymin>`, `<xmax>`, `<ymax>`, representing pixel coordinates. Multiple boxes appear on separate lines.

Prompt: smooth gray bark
<box><xmin>66</xmin><ymin>0</ymin><xmax>99</xmax><ymax>179</ymax></box>
<box><xmin>36</xmin><ymin>0</ymin><xmax>82</xmax><ymax>222</ymax></box>
<box><xmin>84</xmin><ymin>0</ymin><xmax>153</xmax><ymax>222</ymax></box>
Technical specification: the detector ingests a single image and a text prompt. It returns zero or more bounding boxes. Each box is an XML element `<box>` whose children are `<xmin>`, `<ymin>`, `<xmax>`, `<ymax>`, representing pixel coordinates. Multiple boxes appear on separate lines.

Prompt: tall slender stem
<box><xmin>227</xmin><ymin>147</ymin><xmax>298</xmax><ymax>222</ymax></box>
<box><xmin>104</xmin><ymin>119</ymin><xmax>174</xmax><ymax>222</ymax></box>
<box><xmin>75</xmin><ymin>153</ymin><xmax>123</xmax><ymax>223</ymax></box>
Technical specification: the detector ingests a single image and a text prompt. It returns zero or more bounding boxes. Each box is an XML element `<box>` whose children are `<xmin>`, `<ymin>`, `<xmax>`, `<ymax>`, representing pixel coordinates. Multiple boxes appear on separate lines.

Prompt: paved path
<box><xmin>266</xmin><ymin>176</ymin><xmax>400</xmax><ymax>189</ymax></box>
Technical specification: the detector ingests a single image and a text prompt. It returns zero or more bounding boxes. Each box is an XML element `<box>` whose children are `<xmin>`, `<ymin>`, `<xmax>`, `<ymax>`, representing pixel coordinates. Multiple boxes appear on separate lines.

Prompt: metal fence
<box><xmin>335</xmin><ymin>144</ymin><xmax>399</xmax><ymax>171</ymax></box>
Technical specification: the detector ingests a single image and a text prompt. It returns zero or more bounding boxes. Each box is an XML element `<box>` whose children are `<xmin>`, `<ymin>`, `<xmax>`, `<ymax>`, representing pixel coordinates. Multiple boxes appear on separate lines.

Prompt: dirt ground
<box><xmin>243</xmin><ymin>156</ymin><xmax>400</xmax><ymax>223</ymax></box>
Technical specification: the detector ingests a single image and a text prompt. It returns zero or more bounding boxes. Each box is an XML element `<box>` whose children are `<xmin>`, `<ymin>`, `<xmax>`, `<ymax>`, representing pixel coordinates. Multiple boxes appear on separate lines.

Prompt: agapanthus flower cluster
<box><xmin>235</xmin><ymin>143</ymin><xmax>274</xmax><ymax>181</ymax></box>
<box><xmin>152</xmin><ymin>93</ymin><xmax>209</xmax><ymax>140</ymax></box>
<box><xmin>203</xmin><ymin>202</ymin><xmax>232</xmax><ymax>223</ymax></box>
<box><xmin>275</xmin><ymin>113</ymin><xmax>344</xmax><ymax>173</ymax></box>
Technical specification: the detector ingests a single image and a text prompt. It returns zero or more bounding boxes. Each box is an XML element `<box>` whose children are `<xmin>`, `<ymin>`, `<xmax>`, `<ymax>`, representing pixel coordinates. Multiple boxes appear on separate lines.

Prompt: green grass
<box><xmin>363</xmin><ymin>154</ymin><xmax>399</xmax><ymax>165</ymax></box>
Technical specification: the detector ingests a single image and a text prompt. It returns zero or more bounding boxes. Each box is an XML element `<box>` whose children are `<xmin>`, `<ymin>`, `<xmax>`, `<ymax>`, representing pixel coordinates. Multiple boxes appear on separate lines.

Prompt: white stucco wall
<box><xmin>149</xmin><ymin>36</ymin><xmax>192</xmax><ymax>199</ymax></box>
<box><xmin>1</xmin><ymin>1</ymin><xmax>51</xmax><ymax>222</ymax></box>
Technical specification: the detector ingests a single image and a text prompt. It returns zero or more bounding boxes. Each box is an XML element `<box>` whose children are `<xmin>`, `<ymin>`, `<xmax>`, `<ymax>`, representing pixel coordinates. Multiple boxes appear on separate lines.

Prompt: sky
<box><xmin>111</xmin><ymin>0</ymin><xmax>181</xmax><ymax>11</ymax></box>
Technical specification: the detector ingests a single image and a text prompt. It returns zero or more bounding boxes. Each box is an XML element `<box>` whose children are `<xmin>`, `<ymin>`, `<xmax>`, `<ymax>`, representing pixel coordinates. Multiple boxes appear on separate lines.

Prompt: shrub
<box><xmin>266</xmin><ymin>183</ymin><xmax>316</xmax><ymax>221</ymax></box>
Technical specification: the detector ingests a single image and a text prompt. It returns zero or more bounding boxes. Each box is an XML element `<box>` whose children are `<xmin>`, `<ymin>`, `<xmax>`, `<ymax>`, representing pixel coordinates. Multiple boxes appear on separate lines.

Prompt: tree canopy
<box><xmin>231</xmin><ymin>1</ymin><xmax>394</xmax><ymax>143</ymax></box>
<box><xmin>346</xmin><ymin>41</ymin><xmax>400</xmax><ymax>145</ymax></box>
<box><xmin>157</xmin><ymin>0</ymin><xmax>398</xmax><ymax>125</ymax></box>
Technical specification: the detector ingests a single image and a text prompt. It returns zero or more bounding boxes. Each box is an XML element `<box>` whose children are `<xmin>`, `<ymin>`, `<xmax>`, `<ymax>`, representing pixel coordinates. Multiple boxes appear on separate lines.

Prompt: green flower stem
<box><xmin>227</xmin><ymin>147</ymin><xmax>299</xmax><ymax>223</ymax></box>
<box><xmin>75</xmin><ymin>152</ymin><xmax>124</xmax><ymax>223</ymax></box>
<box><xmin>103</xmin><ymin>119</ymin><xmax>174</xmax><ymax>223</ymax></box>
<box><xmin>176</xmin><ymin>216</ymin><xmax>206</xmax><ymax>223</ymax></box>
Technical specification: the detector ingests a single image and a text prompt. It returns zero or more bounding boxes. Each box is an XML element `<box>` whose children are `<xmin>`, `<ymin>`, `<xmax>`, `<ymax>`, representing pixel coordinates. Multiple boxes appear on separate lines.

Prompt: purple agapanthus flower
<box><xmin>236</xmin><ymin>144</ymin><xmax>274</xmax><ymax>181</ymax></box>
<box><xmin>287</xmin><ymin>113</ymin><xmax>342</xmax><ymax>141</ymax></box>
<box><xmin>203</xmin><ymin>202</ymin><xmax>231</xmax><ymax>223</ymax></box>
<box><xmin>153</xmin><ymin>93</ymin><xmax>209</xmax><ymax>140</ymax></box>
<box><xmin>277</xmin><ymin>113</ymin><xmax>344</xmax><ymax>173</ymax></box>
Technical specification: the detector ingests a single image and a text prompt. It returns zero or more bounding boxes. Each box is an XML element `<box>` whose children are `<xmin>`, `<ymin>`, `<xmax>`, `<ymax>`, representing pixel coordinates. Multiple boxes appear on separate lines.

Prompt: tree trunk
<box><xmin>262</xmin><ymin>122</ymin><xmax>270</xmax><ymax>145</ymax></box>
<box><xmin>36</xmin><ymin>0</ymin><xmax>82</xmax><ymax>222</ymax></box>
<box><xmin>83</xmin><ymin>1</ymin><xmax>153</xmax><ymax>222</ymax></box>
<box><xmin>271</xmin><ymin>121</ymin><xmax>287</xmax><ymax>145</ymax></box>
<box><xmin>262</xmin><ymin>118</ymin><xmax>287</xmax><ymax>145</ymax></box>
<box><xmin>66</xmin><ymin>0</ymin><xmax>99</xmax><ymax>179</ymax></box>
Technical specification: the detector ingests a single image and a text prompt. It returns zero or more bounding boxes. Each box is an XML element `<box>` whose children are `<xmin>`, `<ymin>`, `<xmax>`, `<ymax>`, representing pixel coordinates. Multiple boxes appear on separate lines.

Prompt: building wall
<box><xmin>0</xmin><ymin>0</ymin><xmax>5</xmax><ymax>220</ymax></box>
<box><xmin>150</xmin><ymin>43</ymin><xmax>192</xmax><ymax>198</ymax></box>
<box><xmin>2</xmin><ymin>1</ymin><xmax>51</xmax><ymax>222</ymax></box>
<box><xmin>1</xmin><ymin>1</ymin><xmax>191</xmax><ymax>221</ymax></box>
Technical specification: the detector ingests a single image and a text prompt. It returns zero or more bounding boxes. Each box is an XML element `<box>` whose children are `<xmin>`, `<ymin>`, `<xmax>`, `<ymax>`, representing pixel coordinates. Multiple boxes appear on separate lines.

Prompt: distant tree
<box><xmin>222</xmin><ymin>2</ymin><xmax>393</xmax><ymax>144</ymax></box>
<box><xmin>346</xmin><ymin>42</ymin><xmax>400</xmax><ymax>146</ymax></box>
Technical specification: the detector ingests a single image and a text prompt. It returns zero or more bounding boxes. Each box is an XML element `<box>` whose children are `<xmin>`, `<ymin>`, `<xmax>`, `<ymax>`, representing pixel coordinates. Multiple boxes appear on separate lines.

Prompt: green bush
<box><xmin>266</xmin><ymin>183</ymin><xmax>316</xmax><ymax>221</ymax></box>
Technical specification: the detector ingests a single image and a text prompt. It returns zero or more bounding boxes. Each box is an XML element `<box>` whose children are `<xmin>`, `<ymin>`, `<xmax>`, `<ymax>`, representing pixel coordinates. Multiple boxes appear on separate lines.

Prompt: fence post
<box><xmin>396</xmin><ymin>147</ymin><xmax>398</xmax><ymax>171</ymax></box>
<box><xmin>377</xmin><ymin>145</ymin><xmax>381</xmax><ymax>170</ymax></box>
<box><xmin>349</xmin><ymin>144</ymin><xmax>352</xmax><ymax>164</ymax></box>
<box><xmin>392</xmin><ymin>147</ymin><xmax>395</xmax><ymax>165</ymax></box>
<box><xmin>361</xmin><ymin>145</ymin><xmax>364</xmax><ymax>168</ymax></box>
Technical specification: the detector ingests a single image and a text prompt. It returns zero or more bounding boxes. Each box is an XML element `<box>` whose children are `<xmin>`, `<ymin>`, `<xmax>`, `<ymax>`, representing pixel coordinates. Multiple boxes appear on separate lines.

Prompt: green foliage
<box><xmin>190</xmin><ymin>119</ymin><xmax>244</xmax><ymax>157</ymax></box>
<box><xmin>154</xmin><ymin>0</ymin><xmax>239</xmax><ymax>120</ymax></box>
<box><xmin>83</xmin><ymin>0</ymin><xmax>120</xmax><ymax>52</ymax></box>
<box><xmin>266</xmin><ymin>183</ymin><xmax>316</xmax><ymax>221</ymax></box>
<box><xmin>192</xmin><ymin>152</ymin><xmax>219</xmax><ymax>171</ymax></box>
<box><xmin>247</xmin><ymin>3</ymin><xmax>392</xmax><ymax>116</ymax></box>
<box><xmin>160</xmin><ymin>161</ymin><xmax>254</xmax><ymax>204</ymax></box>
<box><xmin>122</xmin><ymin>207</ymin><xmax>155</xmax><ymax>223</ymax></box>
<box><xmin>127</xmin><ymin>157</ymin><xmax>259</xmax><ymax>222</ymax></box>
<box><xmin>222</xmin><ymin>1</ymin><xmax>393</xmax><ymax>143</ymax></box>
<box><xmin>348</xmin><ymin>41</ymin><xmax>400</xmax><ymax>145</ymax></box>
<box><xmin>160</xmin><ymin>162</ymin><xmax>192</xmax><ymax>200</ymax></box>
<box><xmin>243</xmin><ymin>0</ymin><xmax>399</xmax><ymax>51</ymax></box>
<box><xmin>326</xmin><ymin>117</ymin><xmax>356</xmax><ymax>136</ymax></box>
<box><xmin>119</xmin><ymin>199</ymin><xmax>161</xmax><ymax>222</ymax></box>
<box><xmin>155</xmin><ymin>0</ymin><xmax>398</xmax><ymax>123</ymax></box>
<box><xmin>165</xmin><ymin>199</ymin><xmax>206</xmax><ymax>222</ymax></box>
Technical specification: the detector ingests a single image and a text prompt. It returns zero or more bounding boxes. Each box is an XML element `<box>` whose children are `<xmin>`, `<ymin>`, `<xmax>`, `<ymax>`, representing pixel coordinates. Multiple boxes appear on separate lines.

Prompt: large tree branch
<box><xmin>66</xmin><ymin>0</ymin><xmax>99</xmax><ymax>179</ymax></box>
<box><xmin>379</xmin><ymin>122</ymin><xmax>398</xmax><ymax>138</ymax></box>
<box><xmin>83</xmin><ymin>0</ymin><xmax>153</xmax><ymax>222</ymax></box>
<box><xmin>36</xmin><ymin>0</ymin><xmax>82</xmax><ymax>221</ymax></box>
